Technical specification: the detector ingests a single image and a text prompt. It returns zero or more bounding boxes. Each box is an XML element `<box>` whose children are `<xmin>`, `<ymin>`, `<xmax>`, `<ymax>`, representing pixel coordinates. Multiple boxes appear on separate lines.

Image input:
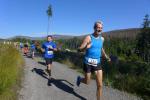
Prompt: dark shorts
<box><xmin>45</xmin><ymin>58</ymin><xmax>53</xmax><ymax>65</ymax></box>
<box><xmin>83</xmin><ymin>63</ymin><xmax>102</xmax><ymax>73</ymax></box>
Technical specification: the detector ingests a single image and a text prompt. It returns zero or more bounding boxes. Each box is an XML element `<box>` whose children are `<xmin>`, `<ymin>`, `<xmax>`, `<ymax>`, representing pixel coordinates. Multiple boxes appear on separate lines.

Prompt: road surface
<box><xmin>19</xmin><ymin>56</ymin><xmax>142</xmax><ymax>100</ymax></box>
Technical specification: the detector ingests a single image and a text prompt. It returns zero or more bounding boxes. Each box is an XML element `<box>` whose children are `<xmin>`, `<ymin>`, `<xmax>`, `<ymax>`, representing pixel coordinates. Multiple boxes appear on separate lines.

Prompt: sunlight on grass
<box><xmin>0</xmin><ymin>43</ymin><xmax>24</xmax><ymax>100</ymax></box>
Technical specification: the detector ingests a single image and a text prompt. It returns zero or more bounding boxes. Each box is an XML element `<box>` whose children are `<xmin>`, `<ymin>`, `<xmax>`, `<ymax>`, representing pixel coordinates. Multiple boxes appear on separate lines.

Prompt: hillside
<box><xmin>9</xmin><ymin>35</ymin><xmax>74</xmax><ymax>40</ymax></box>
<box><xmin>66</xmin><ymin>28</ymin><xmax>141</xmax><ymax>40</ymax></box>
<box><xmin>102</xmin><ymin>28</ymin><xmax>141</xmax><ymax>39</ymax></box>
<box><xmin>0</xmin><ymin>38</ymin><xmax>5</xmax><ymax>42</ymax></box>
<box><xmin>8</xmin><ymin>28</ymin><xmax>141</xmax><ymax>41</ymax></box>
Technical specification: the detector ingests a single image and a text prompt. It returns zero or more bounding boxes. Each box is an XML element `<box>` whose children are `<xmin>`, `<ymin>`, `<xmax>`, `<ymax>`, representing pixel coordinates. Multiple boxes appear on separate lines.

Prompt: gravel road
<box><xmin>19</xmin><ymin>57</ymin><xmax>142</xmax><ymax>100</ymax></box>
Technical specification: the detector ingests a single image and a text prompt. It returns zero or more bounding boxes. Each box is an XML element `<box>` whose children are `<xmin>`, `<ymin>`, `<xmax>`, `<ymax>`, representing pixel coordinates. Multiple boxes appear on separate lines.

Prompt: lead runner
<box><xmin>76</xmin><ymin>20</ymin><xmax>111</xmax><ymax>100</ymax></box>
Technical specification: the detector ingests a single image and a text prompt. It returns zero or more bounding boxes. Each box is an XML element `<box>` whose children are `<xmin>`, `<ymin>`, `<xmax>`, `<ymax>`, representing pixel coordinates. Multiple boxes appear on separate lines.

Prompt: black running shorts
<box><xmin>45</xmin><ymin>58</ymin><xmax>53</xmax><ymax>65</ymax></box>
<box><xmin>83</xmin><ymin>63</ymin><xmax>102</xmax><ymax>73</ymax></box>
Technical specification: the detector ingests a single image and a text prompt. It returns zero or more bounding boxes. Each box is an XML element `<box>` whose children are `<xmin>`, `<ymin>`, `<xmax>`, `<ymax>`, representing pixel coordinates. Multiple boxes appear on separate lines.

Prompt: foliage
<box><xmin>56</xmin><ymin>37</ymin><xmax>82</xmax><ymax>50</ymax></box>
<box><xmin>136</xmin><ymin>14</ymin><xmax>150</xmax><ymax>63</ymax></box>
<box><xmin>11</xmin><ymin>37</ymin><xmax>31</xmax><ymax>43</ymax></box>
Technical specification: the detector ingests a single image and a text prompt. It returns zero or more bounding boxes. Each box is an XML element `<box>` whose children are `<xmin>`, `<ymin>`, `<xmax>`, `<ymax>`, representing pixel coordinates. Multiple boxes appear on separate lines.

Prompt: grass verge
<box><xmin>0</xmin><ymin>44</ymin><xmax>24</xmax><ymax>100</ymax></box>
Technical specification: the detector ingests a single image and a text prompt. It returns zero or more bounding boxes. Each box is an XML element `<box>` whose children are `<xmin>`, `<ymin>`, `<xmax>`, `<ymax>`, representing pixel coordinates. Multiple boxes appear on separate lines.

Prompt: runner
<box><xmin>23</xmin><ymin>43</ymin><xmax>29</xmax><ymax>56</ymax></box>
<box><xmin>30</xmin><ymin>41</ymin><xmax>36</xmax><ymax>59</ymax></box>
<box><xmin>76</xmin><ymin>21</ymin><xmax>111</xmax><ymax>100</ymax></box>
<box><xmin>20</xmin><ymin>42</ymin><xmax>23</xmax><ymax>51</ymax></box>
<box><xmin>40</xmin><ymin>35</ymin><xmax>57</xmax><ymax>79</ymax></box>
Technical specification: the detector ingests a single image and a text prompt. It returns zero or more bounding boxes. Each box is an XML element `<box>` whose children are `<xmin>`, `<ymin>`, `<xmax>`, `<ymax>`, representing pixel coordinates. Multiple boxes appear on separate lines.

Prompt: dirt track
<box><xmin>19</xmin><ymin>57</ymin><xmax>142</xmax><ymax>100</ymax></box>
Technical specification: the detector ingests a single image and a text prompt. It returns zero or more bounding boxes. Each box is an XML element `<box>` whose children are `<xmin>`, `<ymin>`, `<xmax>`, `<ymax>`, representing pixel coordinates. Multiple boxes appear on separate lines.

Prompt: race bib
<box><xmin>87</xmin><ymin>58</ymin><xmax>98</xmax><ymax>65</ymax></box>
<box><xmin>47</xmin><ymin>51</ymin><xmax>53</xmax><ymax>55</ymax></box>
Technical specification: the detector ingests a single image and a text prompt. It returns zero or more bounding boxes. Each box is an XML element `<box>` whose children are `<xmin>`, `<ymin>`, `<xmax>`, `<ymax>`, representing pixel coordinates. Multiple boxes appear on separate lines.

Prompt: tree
<box><xmin>143</xmin><ymin>14</ymin><xmax>150</xmax><ymax>28</ymax></box>
<box><xmin>136</xmin><ymin>14</ymin><xmax>150</xmax><ymax>63</ymax></box>
<box><xmin>46</xmin><ymin>4</ymin><xmax>52</xmax><ymax>35</ymax></box>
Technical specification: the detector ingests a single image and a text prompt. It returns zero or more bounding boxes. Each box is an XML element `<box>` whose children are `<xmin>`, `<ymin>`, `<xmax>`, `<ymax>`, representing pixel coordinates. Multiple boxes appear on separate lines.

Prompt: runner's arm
<box><xmin>101</xmin><ymin>36</ymin><xmax>110</xmax><ymax>61</ymax></box>
<box><xmin>40</xmin><ymin>48</ymin><xmax>45</xmax><ymax>52</ymax></box>
<box><xmin>102</xmin><ymin>48</ymin><xmax>110</xmax><ymax>61</ymax></box>
<box><xmin>78</xmin><ymin>36</ymin><xmax>90</xmax><ymax>52</ymax></box>
<box><xmin>52</xmin><ymin>43</ymin><xmax>57</xmax><ymax>51</ymax></box>
<box><xmin>53</xmin><ymin>48</ymin><xmax>57</xmax><ymax>51</ymax></box>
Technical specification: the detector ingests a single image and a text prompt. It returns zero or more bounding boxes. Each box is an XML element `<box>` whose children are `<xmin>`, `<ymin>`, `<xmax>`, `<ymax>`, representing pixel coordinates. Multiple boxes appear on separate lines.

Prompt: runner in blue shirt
<box><xmin>20</xmin><ymin>42</ymin><xmax>23</xmax><ymax>50</ymax></box>
<box><xmin>30</xmin><ymin>41</ymin><xmax>36</xmax><ymax>59</ymax></box>
<box><xmin>41</xmin><ymin>35</ymin><xmax>57</xmax><ymax>79</ymax></box>
<box><xmin>76</xmin><ymin>21</ymin><xmax>111</xmax><ymax>100</ymax></box>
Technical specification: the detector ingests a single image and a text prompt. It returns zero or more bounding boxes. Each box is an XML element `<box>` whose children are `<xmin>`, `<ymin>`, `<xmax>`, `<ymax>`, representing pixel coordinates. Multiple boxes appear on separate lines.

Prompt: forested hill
<box><xmin>7</xmin><ymin>28</ymin><xmax>141</xmax><ymax>41</ymax></box>
<box><xmin>0</xmin><ymin>38</ymin><xmax>5</xmax><ymax>42</ymax></box>
<box><xmin>102</xmin><ymin>28</ymin><xmax>141</xmax><ymax>39</ymax></box>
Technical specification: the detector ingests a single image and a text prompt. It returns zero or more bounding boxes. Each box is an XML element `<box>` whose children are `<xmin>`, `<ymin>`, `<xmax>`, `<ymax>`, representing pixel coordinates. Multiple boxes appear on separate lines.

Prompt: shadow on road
<box><xmin>31</xmin><ymin>68</ymin><xmax>86</xmax><ymax>100</ymax></box>
<box><xmin>38</xmin><ymin>61</ymin><xmax>46</xmax><ymax>66</ymax></box>
<box><xmin>48</xmin><ymin>78</ymin><xmax>86</xmax><ymax>100</ymax></box>
<box><xmin>31</xmin><ymin>68</ymin><xmax>48</xmax><ymax>79</ymax></box>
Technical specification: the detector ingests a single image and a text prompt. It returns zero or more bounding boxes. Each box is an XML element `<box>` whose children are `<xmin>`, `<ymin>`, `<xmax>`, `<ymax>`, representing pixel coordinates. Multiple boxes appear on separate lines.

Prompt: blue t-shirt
<box><xmin>30</xmin><ymin>44</ymin><xmax>35</xmax><ymax>50</ymax></box>
<box><xmin>42</xmin><ymin>41</ymin><xmax>57</xmax><ymax>58</ymax></box>
<box><xmin>84</xmin><ymin>34</ymin><xmax>103</xmax><ymax>66</ymax></box>
<box><xmin>20</xmin><ymin>43</ymin><xmax>23</xmax><ymax>48</ymax></box>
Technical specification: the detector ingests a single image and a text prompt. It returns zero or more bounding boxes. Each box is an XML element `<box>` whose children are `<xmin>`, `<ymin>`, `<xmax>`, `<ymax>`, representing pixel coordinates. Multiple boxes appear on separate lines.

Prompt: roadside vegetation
<box><xmin>0</xmin><ymin>43</ymin><xmax>24</xmax><ymax>100</ymax></box>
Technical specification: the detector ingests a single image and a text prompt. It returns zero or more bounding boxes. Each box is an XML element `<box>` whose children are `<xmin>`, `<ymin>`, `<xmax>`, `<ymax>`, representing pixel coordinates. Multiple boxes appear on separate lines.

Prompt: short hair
<box><xmin>47</xmin><ymin>35</ymin><xmax>53</xmax><ymax>38</ymax></box>
<box><xmin>94</xmin><ymin>20</ymin><xmax>103</xmax><ymax>29</ymax></box>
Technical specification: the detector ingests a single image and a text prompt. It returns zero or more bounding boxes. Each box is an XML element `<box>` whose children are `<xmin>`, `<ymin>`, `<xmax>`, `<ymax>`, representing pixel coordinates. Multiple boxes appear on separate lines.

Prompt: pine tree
<box><xmin>136</xmin><ymin>14</ymin><xmax>150</xmax><ymax>63</ymax></box>
<box><xmin>46</xmin><ymin>4</ymin><xmax>52</xmax><ymax>35</ymax></box>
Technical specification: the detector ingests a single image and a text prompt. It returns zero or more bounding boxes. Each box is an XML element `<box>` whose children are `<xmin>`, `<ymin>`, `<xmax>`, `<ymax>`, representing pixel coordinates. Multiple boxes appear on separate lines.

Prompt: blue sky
<box><xmin>0</xmin><ymin>0</ymin><xmax>150</xmax><ymax>38</ymax></box>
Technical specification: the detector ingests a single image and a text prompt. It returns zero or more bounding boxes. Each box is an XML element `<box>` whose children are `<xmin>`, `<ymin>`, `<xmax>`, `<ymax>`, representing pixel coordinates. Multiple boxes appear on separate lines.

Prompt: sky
<box><xmin>0</xmin><ymin>0</ymin><xmax>150</xmax><ymax>38</ymax></box>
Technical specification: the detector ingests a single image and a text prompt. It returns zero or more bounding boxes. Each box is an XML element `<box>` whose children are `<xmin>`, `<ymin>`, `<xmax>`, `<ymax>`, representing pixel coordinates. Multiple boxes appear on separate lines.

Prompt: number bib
<box><xmin>85</xmin><ymin>57</ymin><xmax>100</xmax><ymax>66</ymax></box>
<box><xmin>47</xmin><ymin>51</ymin><xmax>53</xmax><ymax>55</ymax></box>
<box><xmin>88</xmin><ymin>58</ymin><xmax>98</xmax><ymax>64</ymax></box>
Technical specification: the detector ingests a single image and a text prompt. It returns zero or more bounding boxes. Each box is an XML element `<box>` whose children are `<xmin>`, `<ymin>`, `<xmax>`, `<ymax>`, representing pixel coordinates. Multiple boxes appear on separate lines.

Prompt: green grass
<box><xmin>0</xmin><ymin>44</ymin><xmax>24</xmax><ymax>100</ymax></box>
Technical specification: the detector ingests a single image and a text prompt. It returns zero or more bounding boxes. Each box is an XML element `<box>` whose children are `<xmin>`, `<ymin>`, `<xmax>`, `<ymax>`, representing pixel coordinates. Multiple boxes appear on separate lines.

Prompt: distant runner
<box><xmin>20</xmin><ymin>42</ymin><xmax>23</xmax><ymax>51</ymax></box>
<box><xmin>30</xmin><ymin>41</ymin><xmax>36</xmax><ymax>59</ymax></box>
<box><xmin>23</xmin><ymin>43</ymin><xmax>29</xmax><ymax>56</ymax></box>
